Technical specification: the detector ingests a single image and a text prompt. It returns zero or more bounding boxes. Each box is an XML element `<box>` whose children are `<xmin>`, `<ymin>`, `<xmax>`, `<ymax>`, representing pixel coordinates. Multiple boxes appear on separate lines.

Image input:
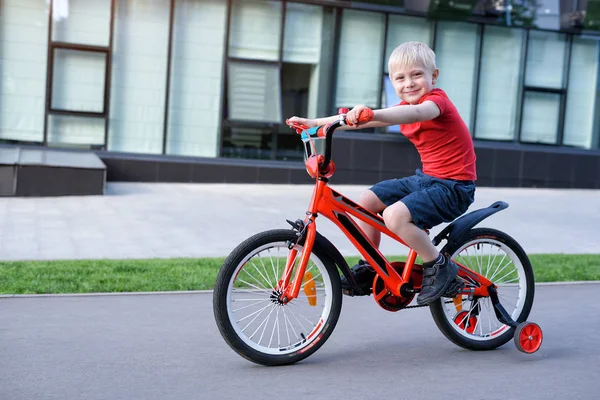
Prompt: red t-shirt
<box><xmin>398</xmin><ymin>88</ymin><xmax>477</xmax><ymax>181</ymax></box>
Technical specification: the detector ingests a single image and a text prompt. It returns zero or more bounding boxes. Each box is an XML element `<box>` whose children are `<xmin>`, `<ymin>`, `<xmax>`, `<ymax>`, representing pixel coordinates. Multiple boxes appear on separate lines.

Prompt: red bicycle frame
<box><xmin>280</xmin><ymin>180</ymin><xmax>494</xmax><ymax>302</ymax></box>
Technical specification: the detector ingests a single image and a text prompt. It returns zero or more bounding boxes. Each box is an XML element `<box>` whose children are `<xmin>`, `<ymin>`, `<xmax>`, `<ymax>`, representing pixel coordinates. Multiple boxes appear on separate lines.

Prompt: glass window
<box><xmin>435</xmin><ymin>21</ymin><xmax>479</xmax><ymax>132</ymax></box>
<box><xmin>475</xmin><ymin>26</ymin><xmax>524</xmax><ymax>140</ymax></box>
<box><xmin>227</xmin><ymin>61</ymin><xmax>282</xmax><ymax>123</ymax></box>
<box><xmin>229</xmin><ymin>0</ymin><xmax>282</xmax><ymax>61</ymax></box>
<box><xmin>382</xmin><ymin>76</ymin><xmax>401</xmax><ymax>133</ymax></box>
<box><xmin>525</xmin><ymin>30</ymin><xmax>566</xmax><ymax>89</ymax></box>
<box><xmin>385</xmin><ymin>15</ymin><xmax>433</xmax><ymax>73</ymax></box>
<box><xmin>52</xmin><ymin>49</ymin><xmax>106</xmax><ymax>113</ymax></box>
<box><xmin>0</xmin><ymin>1</ymin><xmax>48</xmax><ymax>143</ymax></box>
<box><xmin>52</xmin><ymin>0</ymin><xmax>111</xmax><ymax>46</ymax></box>
<box><xmin>534</xmin><ymin>0</ymin><xmax>561</xmax><ymax>30</ymax></box>
<box><xmin>221</xmin><ymin>126</ymin><xmax>274</xmax><ymax>160</ymax></box>
<box><xmin>283</xmin><ymin>3</ymin><xmax>327</xmax><ymax>119</ymax></box>
<box><xmin>47</xmin><ymin>115</ymin><xmax>105</xmax><ymax>146</ymax></box>
<box><xmin>335</xmin><ymin>10</ymin><xmax>385</xmax><ymax>109</ymax></box>
<box><xmin>108</xmin><ymin>0</ymin><xmax>170</xmax><ymax>154</ymax></box>
<box><xmin>275</xmin><ymin>131</ymin><xmax>304</xmax><ymax>161</ymax></box>
<box><xmin>283</xmin><ymin>3</ymin><xmax>322</xmax><ymax>64</ymax></box>
<box><xmin>520</xmin><ymin>91</ymin><xmax>560</xmax><ymax>144</ymax></box>
<box><xmin>563</xmin><ymin>37</ymin><xmax>599</xmax><ymax>149</ymax></box>
<box><xmin>166</xmin><ymin>0</ymin><xmax>227</xmax><ymax>158</ymax></box>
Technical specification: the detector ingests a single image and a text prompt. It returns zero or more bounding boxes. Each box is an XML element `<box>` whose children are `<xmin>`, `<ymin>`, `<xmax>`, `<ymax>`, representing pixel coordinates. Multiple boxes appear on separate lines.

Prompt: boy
<box><xmin>288</xmin><ymin>41</ymin><xmax>476</xmax><ymax>305</ymax></box>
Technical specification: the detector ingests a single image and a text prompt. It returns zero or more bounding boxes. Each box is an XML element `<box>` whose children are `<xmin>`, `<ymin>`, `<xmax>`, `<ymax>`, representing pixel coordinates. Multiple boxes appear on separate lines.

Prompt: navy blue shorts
<box><xmin>370</xmin><ymin>169</ymin><xmax>476</xmax><ymax>230</ymax></box>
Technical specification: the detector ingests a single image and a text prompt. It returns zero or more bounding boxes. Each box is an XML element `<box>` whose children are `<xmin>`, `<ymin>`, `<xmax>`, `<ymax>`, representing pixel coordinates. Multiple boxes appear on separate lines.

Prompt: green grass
<box><xmin>1</xmin><ymin>254</ymin><xmax>599</xmax><ymax>295</ymax></box>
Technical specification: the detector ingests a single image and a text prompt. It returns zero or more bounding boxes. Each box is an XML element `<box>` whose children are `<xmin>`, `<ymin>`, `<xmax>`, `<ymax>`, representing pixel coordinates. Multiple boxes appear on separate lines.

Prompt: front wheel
<box><xmin>430</xmin><ymin>228</ymin><xmax>535</xmax><ymax>351</ymax></box>
<box><xmin>213</xmin><ymin>229</ymin><xmax>342</xmax><ymax>366</ymax></box>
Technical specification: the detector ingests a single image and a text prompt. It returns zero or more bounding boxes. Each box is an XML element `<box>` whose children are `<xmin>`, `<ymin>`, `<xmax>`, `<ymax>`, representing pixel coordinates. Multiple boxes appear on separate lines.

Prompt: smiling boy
<box><xmin>288</xmin><ymin>41</ymin><xmax>476</xmax><ymax>305</ymax></box>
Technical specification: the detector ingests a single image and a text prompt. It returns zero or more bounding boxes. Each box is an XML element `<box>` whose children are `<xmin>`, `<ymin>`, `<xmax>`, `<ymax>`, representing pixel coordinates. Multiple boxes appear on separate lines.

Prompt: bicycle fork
<box><xmin>276</xmin><ymin>218</ymin><xmax>316</xmax><ymax>303</ymax></box>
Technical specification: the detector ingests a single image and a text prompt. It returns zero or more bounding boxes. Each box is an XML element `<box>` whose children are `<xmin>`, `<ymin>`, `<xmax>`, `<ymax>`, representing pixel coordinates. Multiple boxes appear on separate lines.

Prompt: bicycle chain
<box><xmin>403</xmin><ymin>299</ymin><xmax>457</xmax><ymax>309</ymax></box>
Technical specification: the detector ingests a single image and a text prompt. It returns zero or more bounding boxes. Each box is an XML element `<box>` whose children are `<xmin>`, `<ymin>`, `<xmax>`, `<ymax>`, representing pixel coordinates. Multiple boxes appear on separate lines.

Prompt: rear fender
<box><xmin>432</xmin><ymin>201</ymin><xmax>508</xmax><ymax>250</ymax></box>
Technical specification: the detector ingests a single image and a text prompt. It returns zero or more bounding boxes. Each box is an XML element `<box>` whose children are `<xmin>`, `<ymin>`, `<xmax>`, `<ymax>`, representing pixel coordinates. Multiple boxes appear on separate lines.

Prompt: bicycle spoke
<box><xmin>488</xmin><ymin>258</ymin><xmax>513</xmax><ymax>282</ymax></box>
<box><xmin>268</xmin><ymin>307</ymin><xmax>281</xmax><ymax>348</ymax></box>
<box><xmin>253</xmin><ymin>257</ymin><xmax>276</xmax><ymax>288</ymax></box>
<box><xmin>282</xmin><ymin>308</ymin><xmax>297</xmax><ymax>343</ymax></box>
<box><xmin>238</xmin><ymin>303</ymin><xmax>272</xmax><ymax>325</ymax></box>
<box><xmin>494</xmin><ymin>267</ymin><xmax>519</xmax><ymax>284</ymax></box>
<box><xmin>254</xmin><ymin>305</ymin><xmax>277</xmax><ymax>344</ymax></box>
<box><xmin>231</xmin><ymin>289</ymin><xmax>268</xmax><ymax>296</ymax></box>
<box><xmin>241</xmin><ymin>266</ymin><xmax>272</xmax><ymax>290</ymax></box>
<box><xmin>235</xmin><ymin>277</ymin><xmax>272</xmax><ymax>294</ymax></box>
<box><xmin>233</xmin><ymin>298</ymin><xmax>270</xmax><ymax>313</ymax></box>
<box><xmin>283</xmin><ymin>304</ymin><xmax>310</xmax><ymax>333</ymax></box>
<box><xmin>267</xmin><ymin>248</ymin><xmax>280</xmax><ymax>287</ymax></box>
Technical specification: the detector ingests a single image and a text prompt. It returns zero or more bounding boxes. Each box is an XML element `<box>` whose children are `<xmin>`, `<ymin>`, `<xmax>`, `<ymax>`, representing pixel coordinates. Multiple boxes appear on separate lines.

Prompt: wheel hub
<box><xmin>270</xmin><ymin>289</ymin><xmax>286</xmax><ymax>305</ymax></box>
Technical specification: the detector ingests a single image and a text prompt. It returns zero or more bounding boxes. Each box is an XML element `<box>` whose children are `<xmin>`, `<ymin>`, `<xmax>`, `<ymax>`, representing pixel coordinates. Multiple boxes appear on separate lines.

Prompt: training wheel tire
<box><xmin>514</xmin><ymin>321</ymin><xmax>543</xmax><ymax>354</ymax></box>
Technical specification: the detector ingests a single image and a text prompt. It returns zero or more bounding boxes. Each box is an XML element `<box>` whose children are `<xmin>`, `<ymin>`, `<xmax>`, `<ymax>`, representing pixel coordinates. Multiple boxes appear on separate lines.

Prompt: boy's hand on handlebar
<box><xmin>346</xmin><ymin>105</ymin><xmax>374</xmax><ymax>127</ymax></box>
<box><xmin>287</xmin><ymin>116</ymin><xmax>318</xmax><ymax>128</ymax></box>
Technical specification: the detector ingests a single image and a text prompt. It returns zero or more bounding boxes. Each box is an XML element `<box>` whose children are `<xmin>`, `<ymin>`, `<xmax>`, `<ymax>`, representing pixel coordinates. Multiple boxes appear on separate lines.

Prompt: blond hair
<box><xmin>388</xmin><ymin>41</ymin><xmax>436</xmax><ymax>75</ymax></box>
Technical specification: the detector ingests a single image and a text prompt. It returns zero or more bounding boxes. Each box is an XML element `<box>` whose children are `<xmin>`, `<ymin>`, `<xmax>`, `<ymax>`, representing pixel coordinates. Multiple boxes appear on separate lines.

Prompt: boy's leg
<box><xmin>382</xmin><ymin>201</ymin><xmax>458</xmax><ymax>305</ymax></box>
<box><xmin>341</xmin><ymin>176</ymin><xmax>420</xmax><ymax>294</ymax></box>
<box><xmin>356</xmin><ymin>189</ymin><xmax>387</xmax><ymax>246</ymax></box>
<box><xmin>382</xmin><ymin>201</ymin><xmax>438</xmax><ymax>261</ymax></box>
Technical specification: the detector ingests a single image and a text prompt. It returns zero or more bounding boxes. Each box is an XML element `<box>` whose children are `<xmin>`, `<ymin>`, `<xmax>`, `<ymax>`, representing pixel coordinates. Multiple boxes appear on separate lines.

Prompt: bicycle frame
<box><xmin>280</xmin><ymin>179</ymin><xmax>494</xmax><ymax>302</ymax></box>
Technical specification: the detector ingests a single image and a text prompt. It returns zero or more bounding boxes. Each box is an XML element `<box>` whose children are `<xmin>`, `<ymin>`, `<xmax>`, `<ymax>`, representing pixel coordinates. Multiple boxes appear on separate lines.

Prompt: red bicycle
<box><xmin>213</xmin><ymin>109</ymin><xmax>543</xmax><ymax>366</ymax></box>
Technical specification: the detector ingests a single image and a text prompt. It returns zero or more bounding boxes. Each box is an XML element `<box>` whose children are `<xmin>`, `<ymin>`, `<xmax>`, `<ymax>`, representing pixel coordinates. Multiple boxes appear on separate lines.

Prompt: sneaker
<box><xmin>340</xmin><ymin>260</ymin><xmax>376</xmax><ymax>295</ymax></box>
<box><xmin>416</xmin><ymin>255</ymin><xmax>459</xmax><ymax>306</ymax></box>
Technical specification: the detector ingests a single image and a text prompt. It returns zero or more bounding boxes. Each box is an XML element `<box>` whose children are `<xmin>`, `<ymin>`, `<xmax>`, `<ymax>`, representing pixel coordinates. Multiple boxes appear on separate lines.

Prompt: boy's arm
<box><xmin>288</xmin><ymin>100</ymin><xmax>440</xmax><ymax>130</ymax></box>
<box><xmin>371</xmin><ymin>101</ymin><xmax>440</xmax><ymax>125</ymax></box>
<box><xmin>287</xmin><ymin>115</ymin><xmax>386</xmax><ymax>130</ymax></box>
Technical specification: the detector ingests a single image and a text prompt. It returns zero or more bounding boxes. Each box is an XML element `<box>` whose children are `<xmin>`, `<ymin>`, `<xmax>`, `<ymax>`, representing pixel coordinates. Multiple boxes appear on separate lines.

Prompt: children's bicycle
<box><xmin>213</xmin><ymin>108</ymin><xmax>543</xmax><ymax>366</ymax></box>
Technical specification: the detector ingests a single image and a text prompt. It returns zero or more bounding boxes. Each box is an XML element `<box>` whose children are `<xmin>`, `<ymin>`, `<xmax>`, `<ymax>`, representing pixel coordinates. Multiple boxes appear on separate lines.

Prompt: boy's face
<box><xmin>389</xmin><ymin>63</ymin><xmax>439</xmax><ymax>105</ymax></box>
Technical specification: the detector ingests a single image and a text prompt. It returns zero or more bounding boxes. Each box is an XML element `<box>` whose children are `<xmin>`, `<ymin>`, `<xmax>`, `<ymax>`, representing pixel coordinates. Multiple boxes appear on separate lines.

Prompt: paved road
<box><xmin>0</xmin><ymin>183</ymin><xmax>598</xmax><ymax>261</ymax></box>
<box><xmin>1</xmin><ymin>283</ymin><xmax>599</xmax><ymax>400</ymax></box>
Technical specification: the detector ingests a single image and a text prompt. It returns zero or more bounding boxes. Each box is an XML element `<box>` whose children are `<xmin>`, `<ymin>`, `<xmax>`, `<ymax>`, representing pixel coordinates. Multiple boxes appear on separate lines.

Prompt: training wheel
<box><xmin>514</xmin><ymin>321</ymin><xmax>543</xmax><ymax>354</ymax></box>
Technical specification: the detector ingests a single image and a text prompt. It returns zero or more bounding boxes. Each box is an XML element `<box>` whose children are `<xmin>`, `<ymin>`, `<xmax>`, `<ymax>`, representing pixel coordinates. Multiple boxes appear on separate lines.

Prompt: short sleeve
<box><xmin>421</xmin><ymin>90</ymin><xmax>448</xmax><ymax>115</ymax></box>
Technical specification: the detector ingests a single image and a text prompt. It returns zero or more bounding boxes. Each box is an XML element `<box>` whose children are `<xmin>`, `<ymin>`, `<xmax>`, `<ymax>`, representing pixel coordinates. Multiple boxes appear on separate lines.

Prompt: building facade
<box><xmin>1</xmin><ymin>0</ymin><xmax>600</xmax><ymax>188</ymax></box>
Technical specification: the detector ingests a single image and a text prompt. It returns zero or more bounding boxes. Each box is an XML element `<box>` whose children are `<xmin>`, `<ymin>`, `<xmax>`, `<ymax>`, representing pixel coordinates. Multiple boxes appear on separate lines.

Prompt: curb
<box><xmin>1</xmin><ymin>281</ymin><xmax>600</xmax><ymax>298</ymax></box>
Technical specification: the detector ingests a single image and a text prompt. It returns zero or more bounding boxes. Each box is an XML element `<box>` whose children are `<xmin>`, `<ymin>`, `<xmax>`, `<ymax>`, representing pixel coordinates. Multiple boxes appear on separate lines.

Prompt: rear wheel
<box><xmin>213</xmin><ymin>229</ymin><xmax>342</xmax><ymax>366</ymax></box>
<box><xmin>430</xmin><ymin>228</ymin><xmax>535</xmax><ymax>351</ymax></box>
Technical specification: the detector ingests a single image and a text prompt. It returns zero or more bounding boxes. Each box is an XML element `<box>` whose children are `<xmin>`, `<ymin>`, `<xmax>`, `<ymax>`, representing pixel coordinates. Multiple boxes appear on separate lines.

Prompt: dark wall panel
<box><xmin>157</xmin><ymin>162</ymin><xmax>193</xmax><ymax>183</ymax></box>
<box><xmin>493</xmin><ymin>149</ymin><xmax>521</xmax><ymax>187</ymax></box>
<box><xmin>16</xmin><ymin>166</ymin><xmax>105</xmax><ymax>196</ymax></box>
<box><xmin>99</xmin><ymin>138</ymin><xmax>600</xmax><ymax>190</ymax></box>
<box><xmin>521</xmin><ymin>151</ymin><xmax>549</xmax><ymax>188</ymax></box>
<box><xmin>0</xmin><ymin>166</ymin><xmax>16</xmax><ymax>196</ymax></box>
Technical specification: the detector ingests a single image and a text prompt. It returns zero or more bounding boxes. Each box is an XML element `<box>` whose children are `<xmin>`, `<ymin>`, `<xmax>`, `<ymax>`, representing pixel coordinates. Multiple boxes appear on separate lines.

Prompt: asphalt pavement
<box><xmin>1</xmin><ymin>283</ymin><xmax>599</xmax><ymax>400</ymax></box>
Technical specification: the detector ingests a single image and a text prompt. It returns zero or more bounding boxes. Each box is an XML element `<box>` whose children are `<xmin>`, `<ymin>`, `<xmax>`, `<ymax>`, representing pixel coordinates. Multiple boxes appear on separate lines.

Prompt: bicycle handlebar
<box><xmin>286</xmin><ymin>107</ymin><xmax>374</xmax><ymax>176</ymax></box>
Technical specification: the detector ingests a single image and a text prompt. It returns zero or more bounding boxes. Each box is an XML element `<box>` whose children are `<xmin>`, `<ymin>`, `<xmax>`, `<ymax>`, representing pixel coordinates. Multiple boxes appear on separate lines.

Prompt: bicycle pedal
<box><xmin>443</xmin><ymin>278</ymin><xmax>464</xmax><ymax>298</ymax></box>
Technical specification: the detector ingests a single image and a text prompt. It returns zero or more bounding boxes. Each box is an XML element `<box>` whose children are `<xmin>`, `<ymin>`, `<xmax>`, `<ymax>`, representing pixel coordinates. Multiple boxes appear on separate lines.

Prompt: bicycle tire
<box><xmin>213</xmin><ymin>229</ymin><xmax>342</xmax><ymax>366</ymax></box>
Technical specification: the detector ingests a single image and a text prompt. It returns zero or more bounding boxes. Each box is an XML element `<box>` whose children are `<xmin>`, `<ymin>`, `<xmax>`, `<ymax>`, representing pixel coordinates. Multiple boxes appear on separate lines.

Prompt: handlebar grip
<box><xmin>357</xmin><ymin>108</ymin><xmax>374</xmax><ymax>124</ymax></box>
